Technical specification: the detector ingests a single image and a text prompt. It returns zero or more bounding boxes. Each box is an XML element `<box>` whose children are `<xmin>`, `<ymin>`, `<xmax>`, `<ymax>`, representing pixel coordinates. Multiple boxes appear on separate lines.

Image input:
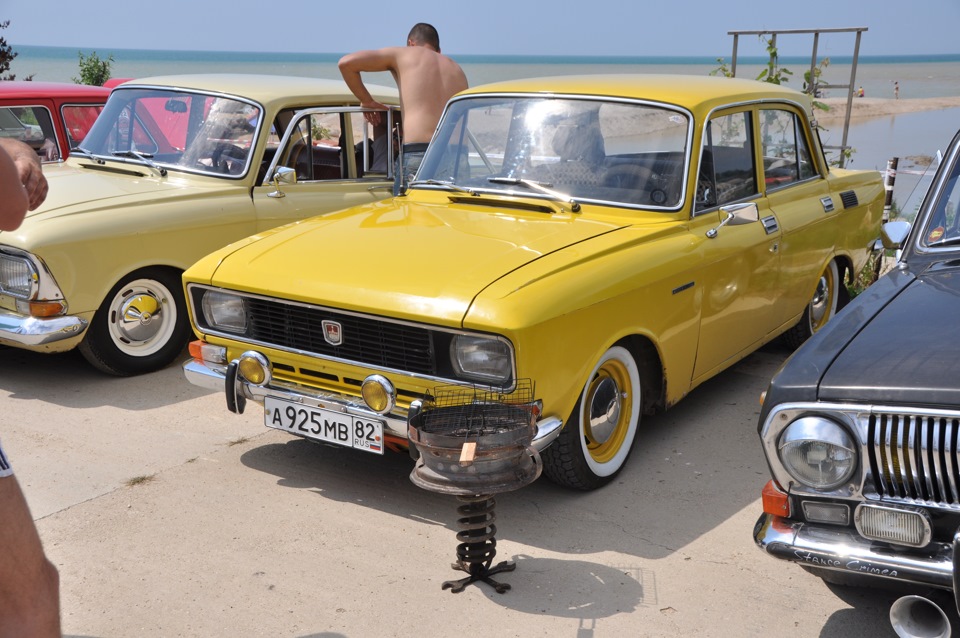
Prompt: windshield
<box><xmin>81</xmin><ymin>87</ymin><xmax>262</xmax><ymax>177</ymax></box>
<box><xmin>416</xmin><ymin>95</ymin><xmax>690</xmax><ymax>209</ymax></box>
<box><xmin>921</xmin><ymin>152</ymin><xmax>960</xmax><ymax>249</ymax></box>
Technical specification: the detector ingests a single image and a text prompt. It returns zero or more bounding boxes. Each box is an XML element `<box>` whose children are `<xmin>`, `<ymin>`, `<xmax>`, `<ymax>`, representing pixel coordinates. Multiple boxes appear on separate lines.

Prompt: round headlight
<box><xmin>778</xmin><ymin>416</ymin><xmax>857</xmax><ymax>489</ymax></box>
<box><xmin>361</xmin><ymin>375</ymin><xmax>396</xmax><ymax>414</ymax></box>
<box><xmin>237</xmin><ymin>351</ymin><xmax>271</xmax><ymax>386</ymax></box>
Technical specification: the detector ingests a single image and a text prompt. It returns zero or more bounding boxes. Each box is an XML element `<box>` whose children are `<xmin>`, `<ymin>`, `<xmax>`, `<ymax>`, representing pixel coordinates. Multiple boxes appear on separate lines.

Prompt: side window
<box><xmin>1</xmin><ymin>106</ymin><xmax>59</xmax><ymax>162</ymax></box>
<box><xmin>277</xmin><ymin>112</ymin><xmax>344</xmax><ymax>181</ymax></box>
<box><xmin>61</xmin><ymin>104</ymin><xmax>104</xmax><ymax>149</ymax></box>
<box><xmin>760</xmin><ymin>109</ymin><xmax>816</xmax><ymax>189</ymax></box>
<box><xmin>349</xmin><ymin>110</ymin><xmax>398</xmax><ymax>178</ymax></box>
<box><xmin>696</xmin><ymin>111</ymin><xmax>757</xmax><ymax>213</ymax></box>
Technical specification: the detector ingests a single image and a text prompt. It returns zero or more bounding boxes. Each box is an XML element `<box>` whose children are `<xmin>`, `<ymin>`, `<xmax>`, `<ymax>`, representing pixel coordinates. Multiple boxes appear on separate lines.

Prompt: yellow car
<box><xmin>183</xmin><ymin>74</ymin><xmax>884</xmax><ymax>490</ymax></box>
<box><xmin>0</xmin><ymin>74</ymin><xmax>398</xmax><ymax>375</ymax></box>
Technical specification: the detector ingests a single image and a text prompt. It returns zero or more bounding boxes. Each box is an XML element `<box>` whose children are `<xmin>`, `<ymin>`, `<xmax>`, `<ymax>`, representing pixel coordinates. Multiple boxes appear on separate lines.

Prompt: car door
<box><xmin>252</xmin><ymin>107</ymin><xmax>396</xmax><ymax>231</ymax></box>
<box><xmin>757</xmin><ymin>106</ymin><xmax>835</xmax><ymax>328</ymax></box>
<box><xmin>691</xmin><ymin>107</ymin><xmax>784</xmax><ymax>382</ymax></box>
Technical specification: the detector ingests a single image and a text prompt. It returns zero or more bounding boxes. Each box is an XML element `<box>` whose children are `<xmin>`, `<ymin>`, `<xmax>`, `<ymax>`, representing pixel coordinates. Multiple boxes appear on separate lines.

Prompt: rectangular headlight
<box><xmin>201</xmin><ymin>290</ymin><xmax>247</xmax><ymax>333</ymax></box>
<box><xmin>0</xmin><ymin>254</ymin><xmax>37</xmax><ymax>299</ymax></box>
<box><xmin>450</xmin><ymin>334</ymin><xmax>513</xmax><ymax>385</ymax></box>
<box><xmin>855</xmin><ymin>504</ymin><xmax>931</xmax><ymax>548</ymax></box>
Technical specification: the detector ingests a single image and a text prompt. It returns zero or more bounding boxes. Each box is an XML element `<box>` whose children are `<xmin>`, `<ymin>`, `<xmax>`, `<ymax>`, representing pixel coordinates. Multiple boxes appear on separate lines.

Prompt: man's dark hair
<box><xmin>408</xmin><ymin>23</ymin><xmax>440</xmax><ymax>51</ymax></box>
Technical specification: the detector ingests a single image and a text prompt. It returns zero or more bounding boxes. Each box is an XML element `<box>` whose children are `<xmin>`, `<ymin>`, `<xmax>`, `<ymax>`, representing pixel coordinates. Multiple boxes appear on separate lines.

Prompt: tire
<box><xmin>781</xmin><ymin>259</ymin><xmax>840</xmax><ymax>350</ymax></box>
<box><xmin>542</xmin><ymin>346</ymin><xmax>642</xmax><ymax>490</ymax></box>
<box><xmin>78</xmin><ymin>268</ymin><xmax>191</xmax><ymax>376</ymax></box>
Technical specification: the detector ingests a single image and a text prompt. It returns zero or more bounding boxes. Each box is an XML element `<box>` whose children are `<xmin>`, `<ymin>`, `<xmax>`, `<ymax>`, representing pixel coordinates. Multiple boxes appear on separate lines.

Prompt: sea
<box><xmin>10</xmin><ymin>45</ymin><xmax>960</xmax><ymax>212</ymax></box>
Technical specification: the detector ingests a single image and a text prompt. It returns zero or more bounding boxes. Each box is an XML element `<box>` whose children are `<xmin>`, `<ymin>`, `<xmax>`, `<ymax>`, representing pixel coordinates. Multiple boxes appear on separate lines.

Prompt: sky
<box><xmin>3</xmin><ymin>0</ymin><xmax>959</xmax><ymax>58</ymax></box>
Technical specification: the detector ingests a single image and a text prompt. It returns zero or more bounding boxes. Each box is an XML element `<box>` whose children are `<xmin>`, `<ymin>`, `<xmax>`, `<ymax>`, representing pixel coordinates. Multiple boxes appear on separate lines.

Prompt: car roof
<box><xmin>457</xmin><ymin>73</ymin><xmax>812</xmax><ymax>114</ymax></box>
<box><xmin>0</xmin><ymin>80</ymin><xmax>112</xmax><ymax>99</ymax></box>
<box><xmin>118</xmin><ymin>73</ymin><xmax>400</xmax><ymax>108</ymax></box>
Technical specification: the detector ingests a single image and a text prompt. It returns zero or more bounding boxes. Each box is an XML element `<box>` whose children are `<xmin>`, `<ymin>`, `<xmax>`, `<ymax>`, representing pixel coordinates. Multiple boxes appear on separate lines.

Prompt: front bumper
<box><xmin>754</xmin><ymin>512</ymin><xmax>958</xmax><ymax>593</ymax></box>
<box><xmin>0</xmin><ymin>308</ymin><xmax>87</xmax><ymax>347</ymax></box>
<box><xmin>183</xmin><ymin>357</ymin><xmax>564</xmax><ymax>451</ymax></box>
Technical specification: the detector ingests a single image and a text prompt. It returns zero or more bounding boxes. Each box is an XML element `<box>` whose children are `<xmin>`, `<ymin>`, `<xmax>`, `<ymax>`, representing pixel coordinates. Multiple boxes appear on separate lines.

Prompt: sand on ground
<box><xmin>816</xmin><ymin>96</ymin><xmax>960</xmax><ymax>122</ymax></box>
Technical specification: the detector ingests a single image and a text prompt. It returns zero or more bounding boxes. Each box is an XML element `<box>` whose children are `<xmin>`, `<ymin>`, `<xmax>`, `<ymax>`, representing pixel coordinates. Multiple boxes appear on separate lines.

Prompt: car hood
<box><xmin>203</xmin><ymin>197</ymin><xmax>629</xmax><ymax>325</ymax></box>
<box><xmin>18</xmin><ymin>161</ymin><xmax>222</xmax><ymax>224</ymax></box>
<box><xmin>819</xmin><ymin>261</ymin><xmax>960</xmax><ymax>406</ymax></box>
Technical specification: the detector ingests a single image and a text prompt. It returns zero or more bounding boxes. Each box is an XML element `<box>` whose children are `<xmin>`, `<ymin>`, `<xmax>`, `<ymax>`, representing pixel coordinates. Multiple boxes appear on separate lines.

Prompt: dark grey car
<box><xmin>754</xmin><ymin>128</ymin><xmax>960</xmax><ymax>636</ymax></box>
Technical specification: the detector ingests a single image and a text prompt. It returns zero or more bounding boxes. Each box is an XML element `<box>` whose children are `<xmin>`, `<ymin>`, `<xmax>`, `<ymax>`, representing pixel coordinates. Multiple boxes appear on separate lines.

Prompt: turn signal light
<box><xmin>762</xmin><ymin>480</ymin><xmax>790</xmax><ymax>517</ymax></box>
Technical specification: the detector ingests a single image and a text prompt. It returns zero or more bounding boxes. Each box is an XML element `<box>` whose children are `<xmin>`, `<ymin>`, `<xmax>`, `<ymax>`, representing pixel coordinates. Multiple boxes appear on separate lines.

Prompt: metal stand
<box><xmin>442</xmin><ymin>494</ymin><xmax>515</xmax><ymax>594</ymax></box>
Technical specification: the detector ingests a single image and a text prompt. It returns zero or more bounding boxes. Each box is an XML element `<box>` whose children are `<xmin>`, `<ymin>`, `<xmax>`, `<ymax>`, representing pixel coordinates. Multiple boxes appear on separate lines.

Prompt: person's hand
<box><xmin>40</xmin><ymin>138</ymin><xmax>59</xmax><ymax>162</ymax></box>
<box><xmin>11</xmin><ymin>147</ymin><xmax>48</xmax><ymax>210</ymax></box>
<box><xmin>361</xmin><ymin>100</ymin><xmax>389</xmax><ymax>126</ymax></box>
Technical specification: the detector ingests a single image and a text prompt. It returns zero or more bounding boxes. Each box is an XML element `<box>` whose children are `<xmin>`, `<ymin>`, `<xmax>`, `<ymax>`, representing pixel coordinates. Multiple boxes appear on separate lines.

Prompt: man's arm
<box><xmin>0</xmin><ymin>144</ymin><xmax>28</xmax><ymax>229</ymax></box>
<box><xmin>0</xmin><ymin>474</ymin><xmax>61</xmax><ymax>637</ymax></box>
<box><xmin>0</xmin><ymin>138</ymin><xmax>48</xmax><ymax>216</ymax></box>
<box><xmin>338</xmin><ymin>48</ymin><xmax>400</xmax><ymax>123</ymax></box>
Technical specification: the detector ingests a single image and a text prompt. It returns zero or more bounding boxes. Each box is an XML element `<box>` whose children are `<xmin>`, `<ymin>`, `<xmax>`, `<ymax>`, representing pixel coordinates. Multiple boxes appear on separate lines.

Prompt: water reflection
<box><xmin>821</xmin><ymin>107</ymin><xmax>960</xmax><ymax>218</ymax></box>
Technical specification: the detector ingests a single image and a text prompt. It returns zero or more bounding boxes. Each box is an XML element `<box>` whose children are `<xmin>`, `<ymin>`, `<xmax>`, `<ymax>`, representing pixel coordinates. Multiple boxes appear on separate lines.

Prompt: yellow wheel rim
<box><xmin>582</xmin><ymin>358</ymin><xmax>634</xmax><ymax>464</ymax></box>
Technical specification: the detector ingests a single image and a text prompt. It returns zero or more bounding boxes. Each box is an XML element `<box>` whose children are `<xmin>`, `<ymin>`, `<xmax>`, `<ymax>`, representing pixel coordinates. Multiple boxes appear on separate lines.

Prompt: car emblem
<box><xmin>322</xmin><ymin>320</ymin><xmax>343</xmax><ymax>346</ymax></box>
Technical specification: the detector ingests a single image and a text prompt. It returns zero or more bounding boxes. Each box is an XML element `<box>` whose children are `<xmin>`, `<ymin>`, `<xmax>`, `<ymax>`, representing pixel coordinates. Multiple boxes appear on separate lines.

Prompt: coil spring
<box><xmin>453</xmin><ymin>494</ymin><xmax>497</xmax><ymax>574</ymax></box>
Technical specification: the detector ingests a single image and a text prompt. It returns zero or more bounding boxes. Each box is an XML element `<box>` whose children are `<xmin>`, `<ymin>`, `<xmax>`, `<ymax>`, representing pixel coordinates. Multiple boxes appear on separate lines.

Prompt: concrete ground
<box><xmin>1</xmin><ymin>343</ymin><xmax>948</xmax><ymax>637</ymax></box>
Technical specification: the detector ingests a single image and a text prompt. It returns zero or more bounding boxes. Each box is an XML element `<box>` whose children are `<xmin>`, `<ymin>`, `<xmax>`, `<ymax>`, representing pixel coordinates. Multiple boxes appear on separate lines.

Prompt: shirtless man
<box><xmin>0</xmin><ymin>138</ymin><xmax>59</xmax><ymax>637</ymax></box>
<box><xmin>339</xmin><ymin>23</ymin><xmax>468</xmax><ymax>193</ymax></box>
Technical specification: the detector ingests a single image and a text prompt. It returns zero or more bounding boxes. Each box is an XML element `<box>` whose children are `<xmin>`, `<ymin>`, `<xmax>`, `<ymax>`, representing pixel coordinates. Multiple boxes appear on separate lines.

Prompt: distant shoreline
<box><xmin>817</xmin><ymin>96</ymin><xmax>960</xmax><ymax>122</ymax></box>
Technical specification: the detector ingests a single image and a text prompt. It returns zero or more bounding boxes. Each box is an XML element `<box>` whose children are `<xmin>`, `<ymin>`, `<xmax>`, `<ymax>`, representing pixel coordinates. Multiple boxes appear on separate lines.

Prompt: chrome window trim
<box><xmin>429</xmin><ymin>92</ymin><xmax>695</xmax><ymax>214</ymax></box>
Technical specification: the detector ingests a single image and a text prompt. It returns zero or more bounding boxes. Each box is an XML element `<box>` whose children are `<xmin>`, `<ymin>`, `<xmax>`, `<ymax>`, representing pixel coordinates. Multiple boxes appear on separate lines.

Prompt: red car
<box><xmin>0</xmin><ymin>81</ymin><xmax>114</xmax><ymax>162</ymax></box>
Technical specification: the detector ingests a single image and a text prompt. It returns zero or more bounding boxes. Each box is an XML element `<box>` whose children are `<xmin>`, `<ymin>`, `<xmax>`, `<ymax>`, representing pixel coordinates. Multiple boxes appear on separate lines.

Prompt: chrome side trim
<box><xmin>754</xmin><ymin>513</ymin><xmax>954</xmax><ymax>590</ymax></box>
<box><xmin>0</xmin><ymin>309</ymin><xmax>87</xmax><ymax>346</ymax></box>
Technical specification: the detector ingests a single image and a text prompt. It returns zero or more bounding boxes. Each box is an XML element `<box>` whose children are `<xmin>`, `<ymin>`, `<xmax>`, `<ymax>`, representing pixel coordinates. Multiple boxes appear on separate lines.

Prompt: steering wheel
<box><xmin>604</xmin><ymin>164</ymin><xmax>653</xmax><ymax>190</ymax></box>
<box><xmin>210</xmin><ymin>143</ymin><xmax>247</xmax><ymax>174</ymax></box>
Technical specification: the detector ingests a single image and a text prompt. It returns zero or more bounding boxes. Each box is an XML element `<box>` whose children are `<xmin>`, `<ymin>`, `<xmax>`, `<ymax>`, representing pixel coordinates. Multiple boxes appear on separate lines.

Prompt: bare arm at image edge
<box><xmin>0</xmin><ymin>137</ymin><xmax>49</xmax><ymax>226</ymax></box>
<box><xmin>0</xmin><ymin>444</ymin><xmax>61</xmax><ymax>637</ymax></box>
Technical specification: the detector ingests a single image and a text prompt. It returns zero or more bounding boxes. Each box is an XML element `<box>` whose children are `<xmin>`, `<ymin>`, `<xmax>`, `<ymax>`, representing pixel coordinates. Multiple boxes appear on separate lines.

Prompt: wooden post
<box><xmin>884</xmin><ymin>157</ymin><xmax>899</xmax><ymax>222</ymax></box>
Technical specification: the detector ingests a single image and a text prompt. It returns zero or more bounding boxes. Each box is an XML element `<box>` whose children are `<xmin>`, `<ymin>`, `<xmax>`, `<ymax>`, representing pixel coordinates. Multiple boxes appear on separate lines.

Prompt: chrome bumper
<box><xmin>183</xmin><ymin>358</ymin><xmax>564</xmax><ymax>451</ymax></box>
<box><xmin>0</xmin><ymin>308</ymin><xmax>87</xmax><ymax>346</ymax></box>
<box><xmin>754</xmin><ymin>513</ymin><xmax>956</xmax><ymax>591</ymax></box>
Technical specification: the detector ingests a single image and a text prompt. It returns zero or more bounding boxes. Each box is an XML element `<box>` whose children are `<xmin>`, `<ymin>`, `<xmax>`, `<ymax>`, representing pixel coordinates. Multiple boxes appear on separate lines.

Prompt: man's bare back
<box><xmin>338</xmin><ymin>24</ymin><xmax>468</xmax><ymax>144</ymax></box>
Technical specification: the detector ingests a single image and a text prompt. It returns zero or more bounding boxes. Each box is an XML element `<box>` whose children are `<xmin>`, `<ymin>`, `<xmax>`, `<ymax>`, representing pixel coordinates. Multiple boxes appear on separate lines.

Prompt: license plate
<box><xmin>264</xmin><ymin>397</ymin><xmax>384</xmax><ymax>455</ymax></box>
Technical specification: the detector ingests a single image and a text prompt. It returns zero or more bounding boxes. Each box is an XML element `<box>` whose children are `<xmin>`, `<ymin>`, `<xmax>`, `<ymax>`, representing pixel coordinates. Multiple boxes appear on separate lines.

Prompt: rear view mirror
<box><xmin>165</xmin><ymin>99</ymin><xmax>188</xmax><ymax>113</ymax></box>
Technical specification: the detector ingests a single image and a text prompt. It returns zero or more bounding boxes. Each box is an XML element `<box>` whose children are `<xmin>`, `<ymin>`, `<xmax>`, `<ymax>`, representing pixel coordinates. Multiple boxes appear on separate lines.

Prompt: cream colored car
<box><xmin>0</xmin><ymin>74</ymin><xmax>398</xmax><ymax>375</ymax></box>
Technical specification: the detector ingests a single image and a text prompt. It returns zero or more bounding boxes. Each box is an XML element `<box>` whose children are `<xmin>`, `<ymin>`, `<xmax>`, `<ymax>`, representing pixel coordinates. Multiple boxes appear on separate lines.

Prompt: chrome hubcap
<box><xmin>587</xmin><ymin>376</ymin><xmax>621</xmax><ymax>444</ymax></box>
<box><xmin>116</xmin><ymin>293</ymin><xmax>164</xmax><ymax>343</ymax></box>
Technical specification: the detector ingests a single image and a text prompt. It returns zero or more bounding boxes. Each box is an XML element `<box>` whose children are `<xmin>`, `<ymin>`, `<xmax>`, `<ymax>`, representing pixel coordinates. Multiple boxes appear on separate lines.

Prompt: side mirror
<box><xmin>880</xmin><ymin>220</ymin><xmax>911</xmax><ymax>250</ymax></box>
<box><xmin>267</xmin><ymin>166</ymin><xmax>296</xmax><ymax>199</ymax></box>
<box><xmin>706</xmin><ymin>202</ymin><xmax>759</xmax><ymax>238</ymax></box>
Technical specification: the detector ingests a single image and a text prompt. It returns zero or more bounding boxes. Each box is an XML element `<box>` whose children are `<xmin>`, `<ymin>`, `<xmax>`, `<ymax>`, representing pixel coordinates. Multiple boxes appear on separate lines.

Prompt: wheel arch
<box><xmin>618</xmin><ymin>333</ymin><xmax>665</xmax><ymax>416</ymax></box>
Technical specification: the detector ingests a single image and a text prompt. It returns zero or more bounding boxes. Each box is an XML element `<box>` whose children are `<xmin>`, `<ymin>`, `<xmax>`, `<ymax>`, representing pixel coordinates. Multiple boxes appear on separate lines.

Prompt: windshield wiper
<box><xmin>487</xmin><ymin>176</ymin><xmax>581</xmax><ymax>212</ymax></box>
<box><xmin>409</xmin><ymin>178</ymin><xmax>478</xmax><ymax>195</ymax></box>
<box><xmin>112</xmin><ymin>150</ymin><xmax>167</xmax><ymax>177</ymax></box>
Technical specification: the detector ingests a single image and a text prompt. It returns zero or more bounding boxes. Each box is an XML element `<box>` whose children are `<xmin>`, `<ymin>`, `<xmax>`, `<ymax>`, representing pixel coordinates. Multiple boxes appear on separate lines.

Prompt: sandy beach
<box><xmin>818</xmin><ymin>95</ymin><xmax>960</xmax><ymax>122</ymax></box>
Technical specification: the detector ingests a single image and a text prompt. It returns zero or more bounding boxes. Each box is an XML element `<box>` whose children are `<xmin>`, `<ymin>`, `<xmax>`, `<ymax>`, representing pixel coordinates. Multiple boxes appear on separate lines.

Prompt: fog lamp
<box><xmin>237</xmin><ymin>351</ymin><xmax>271</xmax><ymax>386</ymax></box>
<box><xmin>361</xmin><ymin>375</ymin><xmax>395</xmax><ymax>414</ymax></box>
<box><xmin>855</xmin><ymin>504</ymin><xmax>931</xmax><ymax>548</ymax></box>
<box><xmin>801</xmin><ymin>501</ymin><xmax>849</xmax><ymax>525</ymax></box>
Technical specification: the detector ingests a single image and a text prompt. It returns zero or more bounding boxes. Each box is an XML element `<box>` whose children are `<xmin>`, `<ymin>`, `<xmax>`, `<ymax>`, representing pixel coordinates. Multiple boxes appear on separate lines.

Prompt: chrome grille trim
<box><xmin>759</xmin><ymin>402</ymin><xmax>960</xmax><ymax>509</ymax></box>
<box><xmin>869</xmin><ymin>411</ymin><xmax>960</xmax><ymax>506</ymax></box>
<box><xmin>185</xmin><ymin>283</ymin><xmax>517</xmax><ymax>389</ymax></box>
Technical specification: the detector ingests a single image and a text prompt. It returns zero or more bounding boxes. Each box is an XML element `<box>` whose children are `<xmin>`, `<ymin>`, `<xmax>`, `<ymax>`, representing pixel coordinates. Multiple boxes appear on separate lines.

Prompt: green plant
<box><xmin>73</xmin><ymin>50</ymin><xmax>114</xmax><ymax>86</ymax></box>
<box><xmin>711</xmin><ymin>36</ymin><xmax>852</xmax><ymax>167</ymax></box>
<box><xmin>0</xmin><ymin>20</ymin><xmax>32</xmax><ymax>80</ymax></box>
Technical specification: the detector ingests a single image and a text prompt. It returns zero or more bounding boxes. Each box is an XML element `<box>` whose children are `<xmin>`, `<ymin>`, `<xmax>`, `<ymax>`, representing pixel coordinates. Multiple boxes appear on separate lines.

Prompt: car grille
<box><xmin>243</xmin><ymin>297</ymin><xmax>438</xmax><ymax>375</ymax></box>
<box><xmin>868</xmin><ymin>411</ymin><xmax>960</xmax><ymax>506</ymax></box>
